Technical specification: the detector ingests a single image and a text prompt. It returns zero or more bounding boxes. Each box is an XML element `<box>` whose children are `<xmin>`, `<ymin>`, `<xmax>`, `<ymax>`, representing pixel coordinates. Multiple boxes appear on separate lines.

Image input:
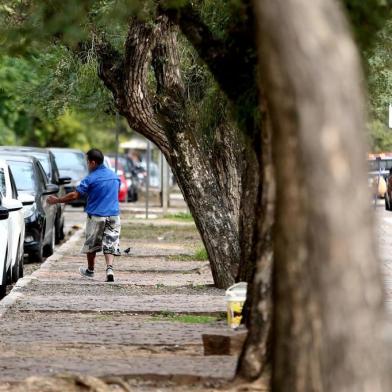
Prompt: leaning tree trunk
<box><xmin>98</xmin><ymin>15</ymin><xmax>251</xmax><ymax>288</ymax></box>
<box><xmin>250</xmin><ymin>0</ymin><xmax>392</xmax><ymax>390</ymax></box>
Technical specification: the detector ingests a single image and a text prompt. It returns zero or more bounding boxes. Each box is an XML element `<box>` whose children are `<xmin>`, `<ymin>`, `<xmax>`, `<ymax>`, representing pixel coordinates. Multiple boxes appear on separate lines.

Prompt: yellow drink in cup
<box><xmin>225</xmin><ymin>282</ymin><xmax>247</xmax><ymax>329</ymax></box>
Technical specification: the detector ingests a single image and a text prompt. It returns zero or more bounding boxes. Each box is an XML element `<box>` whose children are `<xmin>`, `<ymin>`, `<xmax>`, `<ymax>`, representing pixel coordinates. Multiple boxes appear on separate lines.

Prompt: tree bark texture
<box><xmin>253</xmin><ymin>0</ymin><xmax>391</xmax><ymax>391</ymax></box>
<box><xmin>165</xmin><ymin>1</ymin><xmax>262</xmax><ymax>285</ymax></box>
<box><xmin>236</xmin><ymin>101</ymin><xmax>275</xmax><ymax>380</ymax></box>
<box><xmin>165</xmin><ymin>2</ymin><xmax>275</xmax><ymax>373</ymax></box>
<box><xmin>98</xmin><ymin>15</ymin><xmax>251</xmax><ymax>288</ymax></box>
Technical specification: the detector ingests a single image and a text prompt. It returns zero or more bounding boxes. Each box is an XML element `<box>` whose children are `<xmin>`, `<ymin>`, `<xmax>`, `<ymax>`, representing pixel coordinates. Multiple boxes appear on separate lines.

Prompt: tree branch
<box><xmin>96</xmin><ymin>40</ymin><xmax>126</xmax><ymax>111</ymax></box>
<box><xmin>97</xmin><ymin>20</ymin><xmax>171</xmax><ymax>154</ymax></box>
<box><xmin>162</xmin><ymin>2</ymin><xmax>257</xmax><ymax>103</ymax></box>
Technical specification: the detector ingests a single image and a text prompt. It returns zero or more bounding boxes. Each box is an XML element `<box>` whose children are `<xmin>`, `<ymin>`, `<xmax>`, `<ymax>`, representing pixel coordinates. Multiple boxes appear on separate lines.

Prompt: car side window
<box><xmin>36</xmin><ymin>161</ymin><xmax>49</xmax><ymax>189</ymax></box>
<box><xmin>0</xmin><ymin>169</ymin><xmax>6</xmax><ymax>198</ymax></box>
<box><xmin>8</xmin><ymin>168</ymin><xmax>18</xmax><ymax>199</ymax></box>
<box><xmin>50</xmin><ymin>154</ymin><xmax>60</xmax><ymax>184</ymax></box>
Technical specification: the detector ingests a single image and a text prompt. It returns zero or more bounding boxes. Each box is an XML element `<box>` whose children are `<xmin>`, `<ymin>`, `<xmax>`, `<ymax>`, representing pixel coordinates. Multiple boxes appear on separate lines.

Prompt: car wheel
<box><xmin>11</xmin><ymin>238</ymin><xmax>22</xmax><ymax>283</ymax></box>
<box><xmin>59</xmin><ymin>221</ymin><xmax>65</xmax><ymax>241</ymax></box>
<box><xmin>43</xmin><ymin>228</ymin><xmax>55</xmax><ymax>258</ymax></box>
<box><xmin>385</xmin><ymin>196</ymin><xmax>392</xmax><ymax>211</ymax></box>
<box><xmin>11</xmin><ymin>251</ymin><xmax>19</xmax><ymax>283</ymax></box>
<box><xmin>55</xmin><ymin>216</ymin><xmax>61</xmax><ymax>245</ymax></box>
<box><xmin>18</xmin><ymin>254</ymin><xmax>24</xmax><ymax>279</ymax></box>
<box><xmin>29</xmin><ymin>233</ymin><xmax>44</xmax><ymax>263</ymax></box>
<box><xmin>55</xmin><ymin>215</ymin><xmax>65</xmax><ymax>244</ymax></box>
<box><xmin>0</xmin><ymin>247</ymin><xmax>8</xmax><ymax>299</ymax></box>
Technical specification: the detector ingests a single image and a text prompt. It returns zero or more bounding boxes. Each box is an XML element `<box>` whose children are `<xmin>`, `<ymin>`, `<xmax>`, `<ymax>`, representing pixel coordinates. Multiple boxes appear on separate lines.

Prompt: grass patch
<box><xmin>152</xmin><ymin>311</ymin><xmax>218</xmax><ymax>324</ymax></box>
<box><xmin>169</xmin><ymin>246</ymin><xmax>209</xmax><ymax>261</ymax></box>
<box><xmin>194</xmin><ymin>247</ymin><xmax>208</xmax><ymax>260</ymax></box>
<box><xmin>121</xmin><ymin>224</ymin><xmax>200</xmax><ymax>242</ymax></box>
<box><xmin>163</xmin><ymin>212</ymin><xmax>194</xmax><ymax>222</ymax></box>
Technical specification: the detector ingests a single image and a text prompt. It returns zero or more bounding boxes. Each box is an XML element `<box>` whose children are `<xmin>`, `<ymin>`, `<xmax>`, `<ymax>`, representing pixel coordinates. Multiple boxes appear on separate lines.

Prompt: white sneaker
<box><xmin>106</xmin><ymin>266</ymin><xmax>114</xmax><ymax>282</ymax></box>
<box><xmin>79</xmin><ymin>267</ymin><xmax>94</xmax><ymax>279</ymax></box>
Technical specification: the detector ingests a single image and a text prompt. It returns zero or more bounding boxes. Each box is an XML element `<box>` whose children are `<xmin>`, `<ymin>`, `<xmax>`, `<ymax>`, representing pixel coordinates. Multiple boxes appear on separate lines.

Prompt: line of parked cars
<box><xmin>0</xmin><ymin>147</ymin><xmax>141</xmax><ymax>299</ymax></box>
<box><xmin>0</xmin><ymin>147</ymin><xmax>73</xmax><ymax>298</ymax></box>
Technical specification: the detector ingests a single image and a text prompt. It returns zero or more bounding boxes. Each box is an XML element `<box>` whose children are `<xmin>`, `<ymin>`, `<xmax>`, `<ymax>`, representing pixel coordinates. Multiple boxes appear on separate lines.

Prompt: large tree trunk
<box><xmin>249</xmin><ymin>0</ymin><xmax>392</xmax><ymax>390</ymax></box>
<box><xmin>98</xmin><ymin>15</ymin><xmax>251</xmax><ymax>288</ymax></box>
<box><xmin>164</xmin><ymin>1</ymin><xmax>262</xmax><ymax>286</ymax></box>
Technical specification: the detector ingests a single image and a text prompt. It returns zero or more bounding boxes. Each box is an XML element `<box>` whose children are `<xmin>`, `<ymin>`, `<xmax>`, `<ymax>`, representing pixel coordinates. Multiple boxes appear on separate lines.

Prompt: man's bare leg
<box><xmin>87</xmin><ymin>252</ymin><xmax>96</xmax><ymax>271</ymax></box>
<box><xmin>104</xmin><ymin>253</ymin><xmax>114</xmax><ymax>268</ymax></box>
<box><xmin>104</xmin><ymin>253</ymin><xmax>114</xmax><ymax>282</ymax></box>
<box><xmin>79</xmin><ymin>252</ymin><xmax>96</xmax><ymax>278</ymax></box>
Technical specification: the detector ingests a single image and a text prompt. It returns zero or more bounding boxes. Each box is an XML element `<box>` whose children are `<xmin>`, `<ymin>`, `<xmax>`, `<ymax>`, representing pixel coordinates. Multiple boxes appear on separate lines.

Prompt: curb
<box><xmin>0</xmin><ymin>227</ymin><xmax>85</xmax><ymax>318</ymax></box>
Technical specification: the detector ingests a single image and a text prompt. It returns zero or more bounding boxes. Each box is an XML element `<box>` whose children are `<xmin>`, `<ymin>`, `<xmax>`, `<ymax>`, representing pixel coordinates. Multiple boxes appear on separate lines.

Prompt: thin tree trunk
<box><xmin>237</xmin><ymin>103</ymin><xmax>275</xmax><ymax>380</ymax></box>
<box><xmin>251</xmin><ymin>0</ymin><xmax>391</xmax><ymax>390</ymax></box>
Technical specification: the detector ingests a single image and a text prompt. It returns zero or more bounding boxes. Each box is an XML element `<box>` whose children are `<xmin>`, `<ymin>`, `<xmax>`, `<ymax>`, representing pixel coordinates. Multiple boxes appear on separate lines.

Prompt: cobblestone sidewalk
<box><xmin>0</xmin><ymin>213</ymin><xmax>241</xmax><ymax>391</ymax></box>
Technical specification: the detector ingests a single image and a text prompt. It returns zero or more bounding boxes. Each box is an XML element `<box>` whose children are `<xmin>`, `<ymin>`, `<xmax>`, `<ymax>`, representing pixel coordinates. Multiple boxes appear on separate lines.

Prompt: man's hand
<box><xmin>47</xmin><ymin>196</ymin><xmax>59</xmax><ymax>205</ymax></box>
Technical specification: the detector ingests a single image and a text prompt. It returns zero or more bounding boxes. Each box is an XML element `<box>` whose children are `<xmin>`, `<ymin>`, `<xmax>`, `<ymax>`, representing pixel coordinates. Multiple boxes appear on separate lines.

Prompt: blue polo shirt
<box><xmin>76</xmin><ymin>165</ymin><xmax>120</xmax><ymax>217</ymax></box>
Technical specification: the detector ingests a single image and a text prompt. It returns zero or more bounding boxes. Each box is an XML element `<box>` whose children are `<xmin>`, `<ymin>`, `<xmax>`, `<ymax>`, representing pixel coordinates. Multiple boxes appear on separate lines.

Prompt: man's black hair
<box><xmin>86</xmin><ymin>149</ymin><xmax>104</xmax><ymax>165</ymax></box>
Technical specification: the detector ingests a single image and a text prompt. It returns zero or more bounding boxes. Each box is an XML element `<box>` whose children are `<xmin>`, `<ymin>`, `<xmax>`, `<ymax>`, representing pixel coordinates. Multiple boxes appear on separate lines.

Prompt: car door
<box><xmin>50</xmin><ymin>152</ymin><xmax>66</xmax><ymax>219</ymax></box>
<box><xmin>1</xmin><ymin>166</ymin><xmax>20</xmax><ymax>271</ymax></box>
<box><xmin>8</xmin><ymin>168</ymin><xmax>25</xmax><ymax>263</ymax></box>
<box><xmin>36</xmin><ymin>162</ymin><xmax>56</xmax><ymax>244</ymax></box>
<box><xmin>0</xmin><ymin>171</ymin><xmax>9</xmax><ymax>289</ymax></box>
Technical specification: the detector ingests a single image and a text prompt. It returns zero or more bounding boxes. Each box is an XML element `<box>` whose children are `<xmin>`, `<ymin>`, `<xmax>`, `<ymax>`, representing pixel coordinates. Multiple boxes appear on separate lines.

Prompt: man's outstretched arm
<box><xmin>47</xmin><ymin>191</ymin><xmax>81</xmax><ymax>205</ymax></box>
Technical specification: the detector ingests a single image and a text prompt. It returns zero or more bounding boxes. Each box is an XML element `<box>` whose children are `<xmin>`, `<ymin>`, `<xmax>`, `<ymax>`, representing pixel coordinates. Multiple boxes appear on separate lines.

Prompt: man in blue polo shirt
<box><xmin>48</xmin><ymin>148</ymin><xmax>121</xmax><ymax>282</ymax></box>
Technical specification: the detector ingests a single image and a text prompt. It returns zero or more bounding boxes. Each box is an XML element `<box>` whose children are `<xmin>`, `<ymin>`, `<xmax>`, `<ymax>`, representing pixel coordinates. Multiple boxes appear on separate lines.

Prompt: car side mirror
<box><xmin>58</xmin><ymin>176</ymin><xmax>72</xmax><ymax>185</ymax></box>
<box><xmin>43</xmin><ymin>184</ymin><xmax>59</xmax><ymax>195</ymax></box>
<box><xmin>18</xmin><ymin>194</ymin><xmax>35</xmax><ymax>206</ymax></box>
<box><xmin>2</xmin><ymin>199</ymin><xmax>23</xmax><ymax>212</ymax></box>
<box><xmin>0</xmin><ymin>206</ymin><xmax>9</xmax><ymax>220</ymax></box>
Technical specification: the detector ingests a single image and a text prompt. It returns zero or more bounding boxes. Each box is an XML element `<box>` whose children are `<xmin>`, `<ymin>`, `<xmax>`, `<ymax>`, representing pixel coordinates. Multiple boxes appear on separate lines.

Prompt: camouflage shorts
<box><xmin>82</xmin><ymin>215</ymin><xmax>121</xmax><ymax>255</ymax></box>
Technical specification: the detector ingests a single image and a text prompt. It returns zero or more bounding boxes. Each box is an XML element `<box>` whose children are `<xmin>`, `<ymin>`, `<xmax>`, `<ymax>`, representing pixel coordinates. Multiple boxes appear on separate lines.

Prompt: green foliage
<box><xmin>366</xmin><ymin>19</ymin><xmax>392</xmax><ymax>151</ymax></box>
<box><xmin>343</xmin><ymin>0</ymin><xmax>391</xmax><ymax>50</ymax></box>
<box><xmin>0</xmin><ymin>51</ymin><xmax>122</xmax><ymax>150</ymax></box>
<box><xmin>368</xmin><ymin>120</ymin><xmax>392</xmax><ymax>152</ymax></box>
<box><xmin>1</xmin><ymin>0</ymin><xmax>391</xmax><ymax>154</ymax></box>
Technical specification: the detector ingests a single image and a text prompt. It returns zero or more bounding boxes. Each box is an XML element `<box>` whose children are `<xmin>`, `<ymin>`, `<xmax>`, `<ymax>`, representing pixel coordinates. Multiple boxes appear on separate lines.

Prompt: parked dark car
<box><xmin>0</xmin><ymin>146</ymin><xmax>71</xmax><ymax>243</ymax></box>
<box><xmin>107</xmin><ymin>155</ymin><xmax>139</xmax><ymax>202</ymax></box>
<box><xmin>0</xmin><ymin>153</ymin><xmax>59</xmax><ymax>263</ymax></box>
<box><xmin>49</xmin><ymin>148</ymin><xmax>88</xmax><ymax>207</ymax></box>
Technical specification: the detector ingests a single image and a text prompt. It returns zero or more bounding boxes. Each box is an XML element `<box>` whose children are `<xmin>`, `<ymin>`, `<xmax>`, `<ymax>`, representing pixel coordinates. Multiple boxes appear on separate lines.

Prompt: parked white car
<box><xmin>0</xmin><ymin>159</ymin><xmax>29</xmax><ymax>299</ymax></box>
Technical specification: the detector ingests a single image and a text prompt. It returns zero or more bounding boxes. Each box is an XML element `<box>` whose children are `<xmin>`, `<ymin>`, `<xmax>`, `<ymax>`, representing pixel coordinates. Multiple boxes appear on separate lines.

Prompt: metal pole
<box><xmin>146</xmin><ymin>140</ymin><xmax>151</xmax><ymax>219</ymax></box>
<box><xmin>375</xmin><ymin>156</ymin><xmax>381</xmax><ymax>208</ymax></box>
<box><xmin>115</xmin><ymin>113</ymin><xmax>120</xmax><ymax>174</ymax></box>
<box><xmin>159</xmin><ymin>150</ymin><xmax>163</xmax><ymax>207</ymax></box>
<box><xmin>162</xmin><ymin>156</ymin><xmax>169</xmax><ymax>214</ymax></box>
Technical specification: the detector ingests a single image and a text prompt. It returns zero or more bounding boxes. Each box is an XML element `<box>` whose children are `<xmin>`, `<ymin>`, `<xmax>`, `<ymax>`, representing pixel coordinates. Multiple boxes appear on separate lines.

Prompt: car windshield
<box><xmin>368</xmin><ymin>159</ymin><xmax>392</xmax><ymax>172</ymax></box>
<box><xmin>8</xmin><ymin>161</ymin><xmax>35</xmax><ymax>192</ymax></box>
<box><xmin>53</xmin><ymin>151</ymin><xmax>87</xmax><ymax>171</ymax></box>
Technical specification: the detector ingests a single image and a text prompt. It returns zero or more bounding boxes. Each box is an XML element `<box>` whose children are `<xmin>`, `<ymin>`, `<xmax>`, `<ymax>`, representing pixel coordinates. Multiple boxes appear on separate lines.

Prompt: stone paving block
<box><xmin>31</xmin><ymin>272</ymin><xmax>215</xmax><ymax>286</ymax></box>
<box><xmin>0</xmin><ymin>213</ymin><xmax>236</xmax><ymax>385</ymax></box>
<box><xmin>0</xmin><ymin>314</ymin><xmax>232</xmax><ymax>346</ymax></box>
<box><xmin>14</xmin><ymin>294</ymin><xmax>226</xmax><ymax>313</ymax></box>
<box><xmin>0</xmin><ymin>356</ymin><xmax>237</xmax><ymax>382</ymax></box>
<box><xmin>42</xmin><ymin>258</ymin><xmax>210</xmax><ymax>273</ymax></box>
<box><xmin>16</xmin><ymin>282</ymin><xmax>223</xmax><ymax>297</ymax></box>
